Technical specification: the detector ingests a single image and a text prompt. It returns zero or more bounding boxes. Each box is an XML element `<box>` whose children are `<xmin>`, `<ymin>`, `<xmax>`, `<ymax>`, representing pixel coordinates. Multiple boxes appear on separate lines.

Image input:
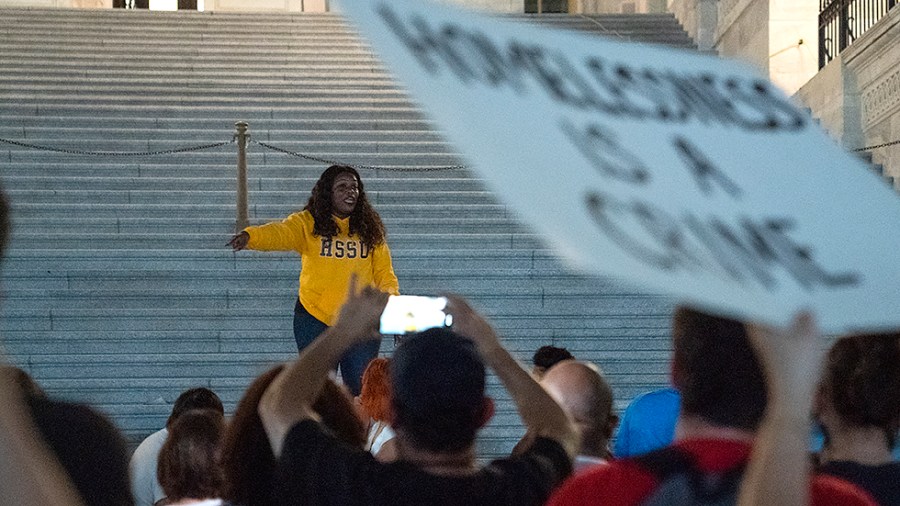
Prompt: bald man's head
<box><xmin>541</xmin><ymin>360</ymin><xmax>617</xmax><ymax>459</ymax></box>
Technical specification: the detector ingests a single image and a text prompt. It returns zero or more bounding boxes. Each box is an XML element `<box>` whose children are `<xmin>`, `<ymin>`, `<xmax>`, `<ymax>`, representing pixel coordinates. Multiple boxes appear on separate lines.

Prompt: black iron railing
<box><xmin>819</xmin><ymin>0</ymin><xmax>897</xmax><ymax>68</ymax></box>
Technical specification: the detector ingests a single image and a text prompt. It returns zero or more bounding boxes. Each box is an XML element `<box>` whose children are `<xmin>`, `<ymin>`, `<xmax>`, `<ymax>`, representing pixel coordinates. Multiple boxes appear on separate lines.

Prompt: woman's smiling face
<box><xmin>331</xmin><ymin>172</ymin><xmax>360</xmax><ymax>218</ymax></box>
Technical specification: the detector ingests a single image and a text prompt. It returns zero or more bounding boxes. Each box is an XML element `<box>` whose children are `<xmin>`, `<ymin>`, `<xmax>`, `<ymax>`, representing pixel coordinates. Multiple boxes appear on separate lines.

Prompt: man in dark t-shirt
<box><xmin>278</xmin><ymin>421</ymin><xmax>569</xmax><ymax>506</ymax></box>
<box><xmin>258</xmin><ymin>280</ymin><xmax>577</xmax><ymax>506</ymax></box>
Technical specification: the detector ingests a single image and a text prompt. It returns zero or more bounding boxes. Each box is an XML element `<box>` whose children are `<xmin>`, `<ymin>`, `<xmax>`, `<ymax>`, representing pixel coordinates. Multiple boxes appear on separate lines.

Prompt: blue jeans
<box><xmin>293</xmin><ymin>299</ymin><xmax>379</xmax><ymax>396</ymax></box>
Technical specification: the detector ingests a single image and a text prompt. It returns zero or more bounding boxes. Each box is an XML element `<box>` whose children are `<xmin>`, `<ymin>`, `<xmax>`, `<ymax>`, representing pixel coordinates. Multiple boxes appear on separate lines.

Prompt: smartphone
<box><xmin>379</xmin><ymin>295</ymin><xmax>453</xmax><ymax>335</ymax></box>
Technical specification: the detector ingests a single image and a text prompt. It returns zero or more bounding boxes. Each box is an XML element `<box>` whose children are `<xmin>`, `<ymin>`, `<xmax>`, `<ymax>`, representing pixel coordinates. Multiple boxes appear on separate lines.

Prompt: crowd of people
<box><xmin>2</xmin><ymin>164</ymin><xmax>899</xmax><ymax>506</ymax></box>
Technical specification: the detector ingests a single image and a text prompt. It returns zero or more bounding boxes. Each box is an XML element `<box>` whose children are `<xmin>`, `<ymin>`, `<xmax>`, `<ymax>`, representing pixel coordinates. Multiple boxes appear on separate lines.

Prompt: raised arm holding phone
<box><xmin>257</xmin><ymin>276</ymin><xmax>575</xmax><ymax>506</ymax></box>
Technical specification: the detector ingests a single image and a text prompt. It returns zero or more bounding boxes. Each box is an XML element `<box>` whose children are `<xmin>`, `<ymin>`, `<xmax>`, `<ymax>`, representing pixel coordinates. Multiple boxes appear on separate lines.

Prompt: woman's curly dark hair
<box><xmin>822</xmin><ymin>332</ymin><xmax>900</xmax><ymax>448</ymax></box>
<box><xmin>303</xmin><ymin>165</ymin><xmax>386</xmax><ymax>248</ymax></box>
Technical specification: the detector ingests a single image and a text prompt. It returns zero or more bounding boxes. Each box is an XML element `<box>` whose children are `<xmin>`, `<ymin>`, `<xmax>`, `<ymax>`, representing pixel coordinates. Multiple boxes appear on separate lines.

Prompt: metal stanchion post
<box><xmin>234</xmin><ymin>121</ymin><xmax>250</xmax><ymax>232</ymax></box>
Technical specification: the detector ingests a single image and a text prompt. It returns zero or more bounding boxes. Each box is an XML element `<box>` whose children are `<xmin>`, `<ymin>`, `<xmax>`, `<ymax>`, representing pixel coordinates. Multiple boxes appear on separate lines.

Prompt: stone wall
<box><xmin>767</xmin><ymin>1</ymin><xmax>818</xmax><ymax>94</ymax></box>
<box><xmin>795</xmin><ymin>6</ymin><xmax>900</xmax><ymax>185</ymax></box>
<box><xmin>441</xmin><ymin>0</ymin><xmax>524</xmax><ymax>12</ymax></box>
<box><xmin>204</xmin><ymin>0</ymin><xmax>308</xmax><ymax>12</ymax></box>
<box><xmin>668</xmin><ymin>0</ymin><xmax>716</xmax><ymax>50</ymax></box>
<box><xmin>842</xmin><ymin>6</ymin><xmax>900</xmax><ymax>183</ymax></box>
<box><xmin>678</xmin><ymin>0</ymin><xmax>818</xmax><ymax>95</ymax></box>
<box><xmin>715</xmin><ymin>0</ymin><xmax>770</xmax><ymax>77</ymax></box>
<box><xmin>793</xmin><ymin>54</ymin><xmax>862</xmax><ymax>148</ymax></box>
<box><xmin>577</xmin><ymin>0</ymin><xmax>666</xmax><ymax>13</ymax></box>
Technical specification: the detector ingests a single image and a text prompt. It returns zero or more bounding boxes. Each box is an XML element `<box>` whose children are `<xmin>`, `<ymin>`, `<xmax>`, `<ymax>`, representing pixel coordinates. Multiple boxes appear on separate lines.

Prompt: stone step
<box><xmin>2</xmin><ymin>247</ymin><xmax>549</xmax><ymax>270</ymax></box>
<box><xmin>1</xmin><ymin>138</ymin><xmax>453</xmax><ymax>155</ymax></box>
<box><xmin>1</xmin><ymin>140</ymin><xmax>455</xmax><ymax>155</ymax></box>
<box><xmin>2</xmin><ymin>308</ymin><xmax>670</xmax><ymax>340</ymax></box>
<box><xmin>0</xmin><ymin>57</ymin><xmax>388</xmax><ymax>73</ymax></box>
<box><xmin>9</xmin><ymin>202</ymin><xmax>503</xmax><ymax>219</ymax></box>
<box><xmin>1</xmin><ymin>309</ymin><xmax>669</xmax><ymax>338</ymax></box>
<box><xmin>0</xmin><ymin>266</ymin><xmax>619</xmax><ymax>291</ymax></box>
<box><xmin>9</xmin><ymin>214</ymin><xmax>517</xmax><ymax>233</ymax></box>
<box><xmin>0</xmin><ymin>128</ymin><xmax>445</xmax><ymax>143</ymax></box>
<box><xmin>6</xmin><ymin>188</ymin><xmax>492</xmax><ymax>205</ymax></box>
<box><xmin>0</xmin><ymin>27</ymin><xmax>694</xmax><ymax>45</ymax></box>
<box><xmin>13</xmin><ymin>350</ymin><xmax>671</xmax><ymax>377</ymax></box>
<box><xmin>4</xmin><ymin>324</ymin><xmax>672</xmax><ymax>355</ymax></box>
<box><xmin>1</xmin><ymin>285</ymin><xmax>669</xmax><ymax>312</ymax></box>
<box><xmin>3</xmin><ymin>84</ymin><xmax>411</xmax><ymax>99</ymax></box>
<box><xmin>0</xmin><ymin>103</ymin><xmax>425</xmax><ymax>121</ymax></box>
<box><xmin>7</xmin><ymin>232</ymin><xmax>540</xmax><ymax>250</ymax></box>
<box><xmin>0</xmin><ymin>33</ymin><xmax>368</xmax><ymax>43</ymax></box>
<box><xmin>2</xmin><ymin>94</ymin><xmax>417</xmax><ymax>109</ymax></box>
<box><xmin>8</xmin><ymin>220</ymin><xmax>507</xmax><ymax>236</ymax></box>
<box><xmin>3</xmin><ymin>151</ymin><xmax>461</xmax><ymax>167</ymax></box>
<box><xmin>3</xmin><ymin>175</ymin><xmax>482</xmax><ymax>191</ymax></box>
<box><xmin>0</xmin><ymin>67</ymin><xmax>391</xmax><ymax>81</ymax></box>
<box><xmin>0</xmin><ymin>48</ymin><xmax>377</xmax><ymax>62</ymax></box>
<box><xmin>2</xmin><ymin>85</ymin><xmax>406</xmax><ymax>105</ymax></box>
<box><xmin>0</xmin><ymin>115</ymin><xmax>436</xmax><ymax>131</ymax></box>
<box><xmin>1</xmin><ymin>166</ymin><xmax>471</xmax><ymax>180</ymax></box>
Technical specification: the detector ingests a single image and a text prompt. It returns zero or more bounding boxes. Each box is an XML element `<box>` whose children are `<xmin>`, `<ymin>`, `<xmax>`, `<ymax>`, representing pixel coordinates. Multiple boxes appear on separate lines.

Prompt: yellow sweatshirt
<box><xmin>244</xmin><ymin>210</ymin><xmax>400</xmax><ymax>325</ymax></box>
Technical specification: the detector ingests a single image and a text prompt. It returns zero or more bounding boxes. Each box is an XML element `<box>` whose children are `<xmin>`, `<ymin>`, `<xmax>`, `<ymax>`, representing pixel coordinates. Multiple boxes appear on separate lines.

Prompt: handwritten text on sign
<box><xmin>337</xmin><ymin>0</ymin><xmax>900</xmax><ymax>332</ymax></box>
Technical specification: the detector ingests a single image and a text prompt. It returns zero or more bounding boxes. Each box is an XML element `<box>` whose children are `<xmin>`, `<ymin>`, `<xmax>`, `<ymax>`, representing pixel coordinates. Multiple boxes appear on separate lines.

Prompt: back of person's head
<box><xmin>27</xmin><ymin>396</ymin><xmax>134</xmax><ymax>506</ymax></box>
<box><xmin>820</xmin><ymin>332</ymin><xmax>900</xmax><ymax>448</ymax></box>
<box><xmin>671</xmin><ymin>306</ymin><xmax>766</xmax><ymax>431</ymax></box>
<box><xmin>221</xmin><ymin>367</ymin><xmax>281</xmax><ymax>506</ymax></box>
<box><xmin>1</xmin><ymin>365</ymin><xmax>46</xmax><ymax>398</ymax></box>
<box><xmin>359</xmin><ymin>357</ymin><xmax>392</xmax><ymax>422</ymax></box>
<box><xmin>312</xmin><ymin>378</ymin><xmax>367</xmax><ymax>447</ymax></box>
<box><xmin>222</xmin><ymin>366</ymin><xmax>365</xmax><ymax>506</ymax></box>
<box><xmin>167</xmin><ymin>387</ymin><xmax>224</xmax><ymax>428</ymax></box>
<box><xmin>613</xmin><ymin>387</ymin><xmax>681</xmax><ymax>458</ymax></box>
<box><xmin>532</xmin><ymin>345</ymin><xmax>574</xmax><ymax>377</ymax></box>
<box><xmin>391</xmin><ymin>328</ymin><xmax>488</xmax><ymax>453</ymax></box>
<box><xmin>158</xmin><ymin>409</ymin><xmax>225</xmax><ymax>503</ymax></box>
<box><xmin>541</xmin><ymin>360</ymin><xmax>616</xmax><ymax>455</ymax></box>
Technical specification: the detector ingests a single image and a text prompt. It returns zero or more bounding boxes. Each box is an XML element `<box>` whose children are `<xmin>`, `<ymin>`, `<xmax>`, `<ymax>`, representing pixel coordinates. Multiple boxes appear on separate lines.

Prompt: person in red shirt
<box><xmin>548</xmin><ymin>307</ymin><xmax>875</xmax><ymax>506</ymax></box>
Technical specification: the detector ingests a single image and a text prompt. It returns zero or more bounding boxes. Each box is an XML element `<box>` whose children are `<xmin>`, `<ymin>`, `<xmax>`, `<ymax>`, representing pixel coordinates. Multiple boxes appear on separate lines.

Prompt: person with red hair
<box><xmin>357</xmin><ymin>357</ymin><xmax>396</xmax><ymax>461</ymax></box>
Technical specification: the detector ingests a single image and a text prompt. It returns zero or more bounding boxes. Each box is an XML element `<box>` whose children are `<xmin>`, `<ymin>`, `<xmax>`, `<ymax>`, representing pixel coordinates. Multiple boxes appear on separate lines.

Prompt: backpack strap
<box><xmin>633</xmin><ymin>445</ymin><xmax>696</xmax><ymax>482</ymax></box>
<box><xmin>633</xmin><ymin>445</ymin><xmax>748</xmax><ymax>503</ymax></box>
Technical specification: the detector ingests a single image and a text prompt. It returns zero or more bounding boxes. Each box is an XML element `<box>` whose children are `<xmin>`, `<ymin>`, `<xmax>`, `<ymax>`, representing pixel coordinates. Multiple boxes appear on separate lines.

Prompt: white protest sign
<box><xmin>336</xmin><ymin>0</ymin><xmax>900</xmax><ymax>333</ymax></box>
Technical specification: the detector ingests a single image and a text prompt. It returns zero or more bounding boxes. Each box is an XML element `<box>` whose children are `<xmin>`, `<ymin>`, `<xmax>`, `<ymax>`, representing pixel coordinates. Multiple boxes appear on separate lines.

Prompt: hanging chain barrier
<box><xmin>0</xmin><ymin>136</ymin><xmax>235</xmax><ymax>156</ymax></box>
<box><xmin>250</xmin><ymin>139</ymin><xmax>469</xmax><ymax>172</ymax></box>
<box><xmin>1</xmin><ymin>122</ymin><xmax>470</xmax><ymax>233</ymax></box>
<box><xmin>853</xmin><ymin>139</ymin><xmax>900</xmax><ymax>152</ymax></box>
<box><xmin>3</xmin><ymin>122</ymin><xmax>896</xmax><ymax>231</ymax></box>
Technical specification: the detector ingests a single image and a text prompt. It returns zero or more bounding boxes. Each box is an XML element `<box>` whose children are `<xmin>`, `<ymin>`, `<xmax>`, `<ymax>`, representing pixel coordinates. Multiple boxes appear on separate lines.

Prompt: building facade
<box><xmin>670</xmin><ymin>0</ymin><xmax>899</xmax><ymax>186</ymax></box>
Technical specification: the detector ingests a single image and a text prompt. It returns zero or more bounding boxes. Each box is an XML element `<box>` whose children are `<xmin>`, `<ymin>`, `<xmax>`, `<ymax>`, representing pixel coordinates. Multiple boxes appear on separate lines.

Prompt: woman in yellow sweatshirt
<box><xmin>229</xmin><ymin>165</ymin><xmax>400</xmax><ymax>395</ymax></box>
